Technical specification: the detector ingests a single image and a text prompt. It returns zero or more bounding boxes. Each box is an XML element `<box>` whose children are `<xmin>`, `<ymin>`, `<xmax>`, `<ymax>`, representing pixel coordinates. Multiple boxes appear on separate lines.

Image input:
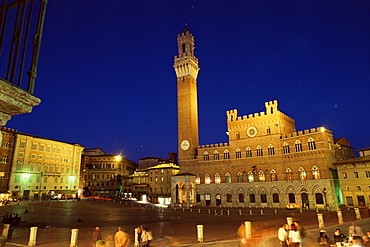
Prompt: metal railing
<box><xmin>0</xmin><ymin>0</ymin><xmax>47</xmax><ymax>95</ymax></box>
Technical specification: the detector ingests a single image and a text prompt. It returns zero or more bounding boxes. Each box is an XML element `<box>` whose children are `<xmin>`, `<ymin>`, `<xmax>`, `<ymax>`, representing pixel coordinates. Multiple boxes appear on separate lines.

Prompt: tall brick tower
<box><xmin>173</xmin><ymin>28</ymin><xmax>200</xmax><ymax>163</ymax></box>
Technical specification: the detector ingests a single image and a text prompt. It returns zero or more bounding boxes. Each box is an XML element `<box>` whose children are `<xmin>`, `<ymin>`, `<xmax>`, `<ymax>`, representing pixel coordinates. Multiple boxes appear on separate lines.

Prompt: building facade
<box><xmin>171</xmin><ymin>28</ymin><xmax>354</xmax><ymax>210</ymax></box>
<box><xmin>9</xmin><ymin>132</ymin><xmax>84</xmax><ymax>200</ymax></box>
<box><xmin>82</xmin><ymin>148</ymin><xmax>137</xmax><ymax>198</ymax></box>
<box><xmin>335</xmin><ymin>147</ymin><xmax>370</xmax><ymax>207</ymax></box>
<box><xmin>0</xmin><ymin>127</ymin><xmax>17</xmax><ymax>199</ymax></box>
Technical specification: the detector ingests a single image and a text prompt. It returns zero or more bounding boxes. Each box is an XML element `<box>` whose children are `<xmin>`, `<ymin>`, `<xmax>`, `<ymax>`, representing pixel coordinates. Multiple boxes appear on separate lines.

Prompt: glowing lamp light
<box><xmin>320</xmin><ymin>127</ymin><xmax>326</xmax><ymax>132</ymax></box>
<box><xmin>22</xmin><ymin>173</ymin><xmax>30</xmax><ymax>179</ymax></box>
<box><xmin>115</xmin><ymin>155</ymin><xmax>122</xmax><ymax>162</ymax></box>
<box><xmin>69</xmin><ymin>176</ymin><xmax>75</xmax><ymax>181</ymax></box>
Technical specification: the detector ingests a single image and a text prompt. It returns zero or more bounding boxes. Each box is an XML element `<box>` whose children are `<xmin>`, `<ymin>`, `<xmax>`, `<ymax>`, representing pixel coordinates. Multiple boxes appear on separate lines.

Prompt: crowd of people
<box><xmin>277</xmin><ymin>220</ymin><xmax>370</xmax><ymax>247</ymax></box>
<box><xmin>92</xmin><ymin>225</ymin><xmax>153</xmax><ymax>247</ymax></box>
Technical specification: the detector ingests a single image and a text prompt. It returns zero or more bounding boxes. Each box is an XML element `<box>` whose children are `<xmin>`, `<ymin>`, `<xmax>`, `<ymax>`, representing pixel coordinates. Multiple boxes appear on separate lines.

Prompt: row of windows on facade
<box><xmin>195</xmin><ymin>167</ymin><xmax>321</xmax><ymax>184</ymax></box>
<box><xmin>1</xmin><ymin>142</ymin><xmax>11</xmax><ymax>148</ymax></box>
<box><xmin>14</xmin><ymin>185</ymin><xmax>77</xmax><ymax>190</ymax></box>
<box><xmin>85</xmin><ymin>174</ymin><xmax>116</xmax><ymax>180</ymax></box>
<box><xmin>343</xmin><ymin>185</ymin><xmax>370</xmax><ymax>191</ymax></box>
<box><xmin>85</xmin><ymin>163</ymin><xmax>116</xmax><ymax>169</ymax></box>
<box><xmin>342</xmin><ymin>171</ymin><xmax>370</xmax><ymax>179</ymax></box>
<box><xmin>346</xmin><ymin>195</ymin><xmax>368</xmax><ymax>206</ymax></box>
<box><xmin>193</xmin><ymin>192</ymin><xmax>325</xmax><ymax>205</ymax></box>
<box><xmin>19</xmin><ymin>152</ymin><xmax>72</xmax><ymax>163</ymax></box>
<box><xmin>20</xmin><ymin>142</ymin><xmax>77</xmax><ymax>155</ymax></box>
<box><xmin>16</xmin><ymin>163</ymin><xmax>75</xmax><ymax>174</ymax></box>
<box><xmin>14</xmin><ymin>175</ymin><xmax>76</xmax><ymax>184</ymax></box>
<box><xmin>85</xmin><ymin>182</ymin><xmax>116</xmax><ymax>187</ymax></box>
<box><xmin>202</xmin><ymin>140</ymin><xmax>317</xmax><ymax>161</ymax></box>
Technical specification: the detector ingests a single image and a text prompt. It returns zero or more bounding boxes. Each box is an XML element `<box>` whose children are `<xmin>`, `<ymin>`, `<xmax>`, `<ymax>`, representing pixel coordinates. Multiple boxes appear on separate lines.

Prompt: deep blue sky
<box><xmin>6</xmin><ymin>1</ymin><xmax>370</xmax><ymax>162</ymax></box>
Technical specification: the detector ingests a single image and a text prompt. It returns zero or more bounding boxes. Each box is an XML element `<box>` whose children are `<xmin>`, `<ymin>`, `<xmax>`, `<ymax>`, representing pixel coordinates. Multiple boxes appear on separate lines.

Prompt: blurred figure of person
<box><xmin>363</xmin><ymin>235</ymin><xmax>370</xmax><ymax>247</ymax></box>
<box><xmin>237</xmin><ymin>222</ymin><xmax>248</xmax><ymax>247</ymax></box>
<box><xmin>367</xmin><ymin>231</ymin><xmax>370</xmax><ymax>239</ymax></box>
<box><xmin>278</xmin><ymin>223</ymin><xmax>289</xmax><ymax>247</ymax></box>
<box><xmin>140</xmin><ymin>228</ymin><xmax>153</xmax><ymax>247</ymax></box>
<box><xmin>288</xmin><ymin>224</ymin><xmax>301</xmax><ymax>247</ymax></box>
<box><xmin>317</xmin><ymin>230</ymin><xmax>332</xmax><ymax>246</ymax></box>
<box><xmin>92</xmin><ymin>227</ymin><xmax>102</xmax><ymax>247</ymax></box>
<box><xmin>114</xmin><ymin>226</ymin><xmax>130</xmax><ymax>247</ymax></box>
<box><xmin>349</xmin><ymin>222</ymin><xmax>364</xmax><ymax>237</ymax></box>
<box><xmin>333</xmin><ymin>228</ymin><xmax>347</xmax><ymax>244</ymax></box>
<box><xmin>293</xmin><ymin>221</ymin><xmax>305</xmax><ymax>247</ymax></box>
<box><xmin>136</xmin><ymin>225</ymin><xmax>142</xmax><ymax>245</ymax></box>
<box><xmin>351</xmin><ymin>236</ymin><xmax>364</xmax><ymax>247</ymax></box>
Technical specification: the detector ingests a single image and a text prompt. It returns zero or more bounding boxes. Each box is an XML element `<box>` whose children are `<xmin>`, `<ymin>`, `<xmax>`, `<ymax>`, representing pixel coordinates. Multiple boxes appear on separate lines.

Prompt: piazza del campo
<box><xmin>0</xmin><ymin>1</ymin><xmax>369</xmax><ymax>247</ymax></box>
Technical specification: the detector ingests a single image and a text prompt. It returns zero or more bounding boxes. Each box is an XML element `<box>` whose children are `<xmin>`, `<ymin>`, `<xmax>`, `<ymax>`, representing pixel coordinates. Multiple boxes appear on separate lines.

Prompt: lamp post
<box><xmin>323</xmin><ymin>188</ymin><xmax>327</xmax><ymax>210</ymax></box>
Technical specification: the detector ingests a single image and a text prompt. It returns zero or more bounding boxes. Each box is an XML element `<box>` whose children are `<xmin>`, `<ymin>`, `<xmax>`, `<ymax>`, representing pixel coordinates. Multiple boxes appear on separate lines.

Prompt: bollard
<box><xmin>183</xmin><ymin>208</ymin><xmax>185</xmax><ymax>212</ymax></box>
<box><xmin>221</xmin><ymin>210</ymin><xmax>223</xmax><ymax>215</ymax></box>
<box><xmin>28</xmin><ymin>226</ymin><xmax>38</xmax><ymax>246</ymax></box>
<box><xmin>354</xmin><ymin>208</ymin><xmax>361</xmax><ymax>220</ymax></box>
<box><xmin>208</xmin><ymin>209</ymin><xmax>210</xmax><ymax>214</ymax></box>
<box><xmin>214</xmin><ymin>209</ymin><xmax>217</xmax><ymax>215</ymax></box>
<box><xmin>274</xmin><ymin>209</ymin><xmax>278</xmax><ymax>215</ymax></box>
<box><xmin>317</xmin><ymin>213</ymin><xmax>325</xmax><ymax>228</ymax></box>
<box><xmin>198</xmin><ymin>209</ymin><xmax>201</xmax><ymax>214</ymax></box>
<box><xmin>2</xmin><ymin>224</ymin><xmax>10</xmax><ymax>239</ymax></box>
<box><xmin>70</xmin><ymin>228</ymin><xmax>79</xmax><ymax>247</ymax></box>
<box><xmin>239</xmin><ymin>209</ymin><xmax>242</xmax><ymax>215</ymax></box>
<box><xmin>120</xmin><ymin>201</ymin><xmax>122</xmax><ymax>204</ymax></box>
<box><xmin>249</xmin><ymin>209</ymin><xmax>252</xmax><ymax>215</ymax></box>
<box><xmin>337</xmin><ymin>209</ymin><xmax>344</xmax><ymax>224</ymax></box>
<box><xmin>260</xmin><ymin>209</ymin><xmax>263</xmax><ymax>215</ymax></box>
<box><xmin>299</xmin><ymin>208</ymin><xmax>303</xmax><ymax>213</ymax></box>
<box><xmin>244</xmin><ymin>221</ymin><xmax>252</xmax><ymax>239</ymax></box>
<box><xmin>113</xmin><ymin>200</ymin><xmax>115</xmax><ymax>203</ymax></box>
<box><xmin>227</xmin><ymin>210</ymin><xmax>230</xmax><ymax>215</ymax></box>
<box><xmin>197</xmin><ymin>225</ymin><xmax>204</xmax><ymax>243</ymax></box>
<box><xmin>316</xmin><ymin>207</ymin><xmax>319</xmax><ymax>213</ymax></box>
<box><xmin>134</xmin><ymin>228</ymin><xmax>139</xmax><ymax>247</ymax></box>
<box><xmin>286</xmin><ymin>217</ymin><xmax>293</xmax><ymax>229</ymax></box>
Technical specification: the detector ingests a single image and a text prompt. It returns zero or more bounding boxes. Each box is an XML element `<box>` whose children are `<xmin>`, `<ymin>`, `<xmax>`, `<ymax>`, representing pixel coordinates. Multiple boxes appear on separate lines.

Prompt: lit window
<box><xmin>258</xmin><ymin>171</ymin><xmax>265</xmax><ymax>181</ymax></box>
<box><xmin>236</xmin><ymin>148</ymin><xmax>242</xmax><ymax>159</ymax></box>
<box><xmin>268</xmin><ymin>144</ymin><xmax>275</xmax><ymax>155</ymax></box>
<box><xmin>299</xmin><ymin>168</ymin><xmax>307</xmax><ymax>180</ymax></box>
<box><xmin>248</xmin><ymin>171</ymin><xmax>254</xmax><ymax>182</ymax></box>
<box><xmin>343</xmin><ymin>172</ymin><xmax>347</xmax><ymax>179</ymax></box>
<box><xmin>312</xmin><ymin>167</ymin><xmax>320</xmax><ymax>179</ymax></box>
<box><xmin>203</xmin><ymin>152</ymin><xmax>209</xmax><ymax>161</ymax></box>
<box><xmin>295</xmin><ymin>141</ymin><xmax>303</xmax><ymax>152</ymax></box>
<box><xmin>215</xmin><ymin>173</ymin><xmax>221</xmax><ymax>184</ymax></box>
<box><xmin>224</xmin><ymin>151</ymin><xmax>230</xmax><ymax>159</ymax></box>
<box><xmin>237</xmin><ymin>172</ymin><xmax>243</xmax><ymax>183</ymax></box>
<box><xmin>205</xmin><ymin>174</ymin><xmax>210</xmax><ymax>184</ymax></box>
<box><xmin>283</xmin><ymin>143</ymin><xmax>290</xmax><ymax>154</ymax></box>
<box><xmin>270</xmin><ymin>170</ymin><xmax>277</xmax><ymax>181</ymax></box>
<box><xmin>286</xmin><ymin>169</ymin><xmax>293</xmax><ymax>181</ymax></box>
<box><xmin>366</xmin><ymin>171</ymin><xmax>370</xmax><ymax>178</ymax></box>
<box><xmin>214</xmin><ymin>153</ymin><xmax>219</xmax><ymax>160</ymax></box>
<box><xmin>195</xmin><ymin>175</ymin><xmax>200</xmax><ymax>184</ymax></box>
<box><xmin>256</xmin><ymin>146</ymin><xmax>263</xmax><ymax>156</ymax></box>
<box><xmin>246</xmin><ymin>147</ymin><xmax>252</xmax><ymax>157</ymax></box>
<box><xmin>225</xmin><ymin>173</ymin><xmax>231</xmax><ymax>183</ymax></box>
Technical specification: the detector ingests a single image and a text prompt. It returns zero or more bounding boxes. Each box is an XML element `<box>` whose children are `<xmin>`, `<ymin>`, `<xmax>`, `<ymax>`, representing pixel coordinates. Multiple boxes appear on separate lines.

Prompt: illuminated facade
<box><xmin>9</xmin><ymin>132</ymin><xmax>83</xmax><ymax>200</ymax></box>
<box><xmin>0</xmin><ymin>127</ymin><xmax>16</xmax><ymax>199</ymax></box>
<box><xmin>82</xmin><ymin>148</ymin><xmax>137</xmax><ymax>198</ymax></box>
<box><xmin>172</xmin><ymin>28</ymin><xmax>354</xmax><ymax>210</ymax></box>
<box><xmin>335</xmin><ymin>147</ymin><xmax>370</xmax><ymax>207</ymax></box>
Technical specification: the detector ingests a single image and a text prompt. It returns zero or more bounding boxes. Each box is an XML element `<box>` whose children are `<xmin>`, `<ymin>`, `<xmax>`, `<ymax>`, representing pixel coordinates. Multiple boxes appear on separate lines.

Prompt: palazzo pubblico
<box><xmin>171</xmin><ymin>28</ymin><xmax>354</xmax><ymax>210</ymax></box>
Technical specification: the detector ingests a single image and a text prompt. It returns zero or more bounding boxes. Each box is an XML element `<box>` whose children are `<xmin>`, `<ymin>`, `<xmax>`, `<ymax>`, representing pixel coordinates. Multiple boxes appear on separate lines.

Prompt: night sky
<box><xmin>6</xmin><ymin>1</ymin><xmax>370</xmax><ymax>162</ymax></box>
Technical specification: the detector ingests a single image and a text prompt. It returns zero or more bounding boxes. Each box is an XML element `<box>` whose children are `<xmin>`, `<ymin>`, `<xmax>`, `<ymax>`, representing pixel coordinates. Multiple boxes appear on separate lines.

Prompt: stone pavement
<box><xmin>2</xmin><ymin>201</ymin><xmax>370</xmax><ymax>247</ymax></box>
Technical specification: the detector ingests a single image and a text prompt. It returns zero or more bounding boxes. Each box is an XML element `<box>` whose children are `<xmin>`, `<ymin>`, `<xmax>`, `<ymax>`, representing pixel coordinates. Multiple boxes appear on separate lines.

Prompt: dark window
<box><xmin>227</xmin><ymin>194</ymin><xmax>232</xmax><ymax>203</ymax></box>
<box><xmin>288</xmin><ymin>193</ymin><xmax>295</xmax><ymax>203</ymax></box>
<box><xmin>272</xmin><ymin>193</ymin><xmax>279</xmax><ymax>203</ymax></box>
<box><xmin>249</xmin><ymin>194</ymin><xmax>256</xmax><ymax>203</ymax></box>
<box><xmin>239</xmin><ymin>193</ymin><xmax>244</xmax><ymax>203</ymax></box>
<box><xmin>315</xmin><ymin>193</ymin><xmax>324</xmax><ymax>204</ymax></box>
<box><xmin>261</xmin><ymin>193</ymin><xmax>267</xmax><ymax>203</ymax></box>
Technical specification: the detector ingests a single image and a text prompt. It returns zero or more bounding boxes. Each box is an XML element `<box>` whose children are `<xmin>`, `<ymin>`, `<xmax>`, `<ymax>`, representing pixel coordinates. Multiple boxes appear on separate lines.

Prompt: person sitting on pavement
<box><xmin>351</xmin><ymin>236</ymin><xmax>364</xmax><ymax>247</ymax></box>
<box><xmin>317</xmin><ymin>230</ymin><xmax>332</xmax><ymax>246</ymax></box>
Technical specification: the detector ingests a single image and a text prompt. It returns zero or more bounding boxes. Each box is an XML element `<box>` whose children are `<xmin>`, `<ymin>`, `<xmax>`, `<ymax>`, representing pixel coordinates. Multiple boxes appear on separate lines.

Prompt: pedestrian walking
<box><xmin>114</xmin><ymin>226</ymin><xmax>130</xmax><ymax>247</ymax></box>
<box><xmin>140</xmin><ymin>228</ymin><xmax>153</xmax><ymax>247</ymax></box>
<box><xmin>92</xmin><ymin>227</ymin><xmax>102</xmax><ymax>247</ymax></box>
<box><xmin>288</xmin><ymin>224</ymin><xmax>301</xmax><ymax>247</ymax></box>
<box><xmin>293</xmin><ymin>221</ymin><xmax>305</xmax><ymax>247</ymax></box>
<box><xmin>237</xmin><ymin>222</ymin><xmax>248</xmax><ymax>247</ymax></box>
<box><xmin>349</xmin><ymin>222</ymin><xmax>364</xmax><ymax>237</ymax></box>
<box><xmin>278</xmin><ymin>223</ymin><xmax>289</xmax><ymax>247</ymax></box>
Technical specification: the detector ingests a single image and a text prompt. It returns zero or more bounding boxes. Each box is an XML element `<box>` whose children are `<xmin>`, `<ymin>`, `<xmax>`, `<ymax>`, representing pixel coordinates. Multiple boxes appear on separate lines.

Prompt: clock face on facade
<box><xmin>180</xmin><ymin>140</ymin><xmax>190</xmax><ymax>150</ymax></box>
<box><xmin>246</xmin><ymin>127</ymin><xmax>257</xmax><ymax>138</ymax></box>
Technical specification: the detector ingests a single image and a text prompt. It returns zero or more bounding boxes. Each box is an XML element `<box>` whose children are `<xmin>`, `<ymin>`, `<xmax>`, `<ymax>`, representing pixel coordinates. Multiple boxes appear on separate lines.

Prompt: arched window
<box><xmin>268</xmin><ymin>144</ymin><xmax>275</xmax><ymax>155</ymax></box>
<box><xmin>272</xmin><ymin>193</ymin><xmax>279</xmax><ymax>203</ymax></box>
<box><xmin>236</xmin><ymin>148</ymin><xmax>242</xmax><ymax>159</ymax></box>
<box><xmin>249</xmin><ymin>194</ymin><xmax>256</xmax><ymax>203</ymax></box>
<box><xmin>248</xmin><ymin>171</ymin><xmax>254</xmax><ymax>182</ymax></box>
<box><xmin>227</xmin><ymin>193</ymin><xmax>232</xmax><ymax>203</ymax></box>
<box><xmin>239</xmin><ymin>193</ymin><xmax>244</xmax><ymax>203</ymax></box>
<box><xmin>203</xmin><ymin>151</ymin><xmax>209</xmax><ymax>161</ymax></box>
<box><xmin>215</xmin><ymin>173</ymin><xmax>221</xmax><ymax>184</ymax></box>
<box><xmin>246</xmin><ymin>147</ymin><xmax>252</xmax><ymax>157</ymax></box>
<box><xmin>283</xmin><ymin>142</ymin><xmax>290</xmax><ymax>154</ymax></box>
<box><xmin>225</xmin><ymin>172</ymin><xmax>231</xmax><ymax>183</ymax></box>
<box><xmin>308</xmin><ymin>138</ymin><xmax>316</xmax><ymax>150</ymax></box>
<box><xmin>288</xmin><ymin>193</ymin><xmax>296</xmax><ymax>203</ymax></box>
<box><xmin>256</xmin><ymin>146</ymin><xmax>263</xmax><ymax>156</ymax></box>
<box><xmin>312</xmin><ymin>166</ymin><xmax>320</xmax><ymax>179</ymax></box>
<box><xmin>214</xmin><ymin>151</ymin><xmax>219</xmax><ymax>160</ymax></box>
<box><xmin>223</xmin><ymin>150</ymin><xmax>230</xmax><ymax>159</ymax></box>
<box><xmin>237</xmin><ymin>172</ymin><xmax>243</xmax><ymax>183</ymax></box>
<box><xmin>236</xmin><ymin>131</ymin><xmax>240</xmax><ymax>140</ymax></box>
<box><xmin>261</xmin><ymin>193</ymin><xmax>267</xmax><ymax>203</ymax></box>
<box><xmin>270</xmin><ymin>170</ymin><xmax>277</xmax><ymax>181</ymax></box>
<box><xmin>195</xmin><ymin>174</ymin><xmax>200</xmax><ymax>184</ymax></box>
<box><xmin>205</xmin><ymin>174</ymin><xmax>210</xmax><ymax>184</ymax></box>
<box><xmin>295</xmin><ymin>140</ymin><xmax>303</xmax><ymax>152</ymax></box>
<box><xmin>286</xmin><ymin>168</ymin><xmax>293</xmax><ymax>181</ymax></box>
<box><xmin>258</xmin><ymin>170</ymin><xmax>265</xmax><ymax>181</ymax></box>
<box><xmin>299</xmin><ymin>167</ymin><xmax>307</xmax><ymax>180</ymax></box>
<box><xmin>315</xmin><ymin>193</ymin><xmax>324</xmax><ymax>204</ymax></box>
